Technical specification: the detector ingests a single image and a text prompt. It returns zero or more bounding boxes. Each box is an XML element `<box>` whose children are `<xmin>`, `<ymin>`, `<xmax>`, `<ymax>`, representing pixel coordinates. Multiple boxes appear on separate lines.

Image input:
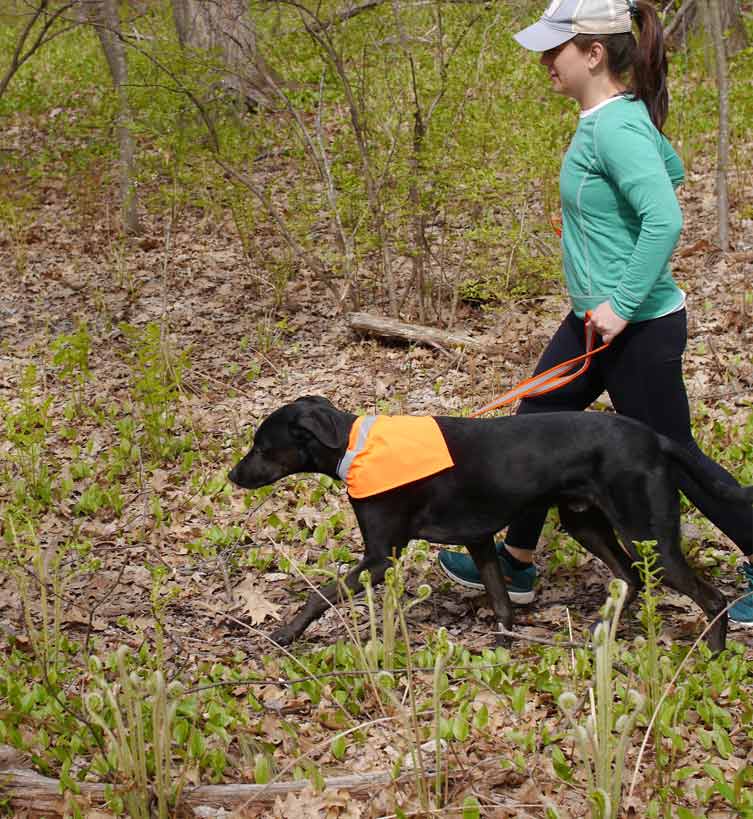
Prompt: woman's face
<box><xmin>539</xmin><ymin>40</ymin><xmax>594</xmax><ymax>103</ymax></box>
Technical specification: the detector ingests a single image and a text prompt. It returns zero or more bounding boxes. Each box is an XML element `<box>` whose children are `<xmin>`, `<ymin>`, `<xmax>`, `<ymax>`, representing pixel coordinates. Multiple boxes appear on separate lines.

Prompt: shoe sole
<box><xmin>438</xmin><ymin>559</ymin><xmax>536</xmax><ymax>605</ymax></box>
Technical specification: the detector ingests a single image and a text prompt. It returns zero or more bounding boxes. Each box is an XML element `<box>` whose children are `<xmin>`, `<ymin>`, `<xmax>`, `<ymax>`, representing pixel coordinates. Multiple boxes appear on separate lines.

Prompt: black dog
<box><xmin>229</xmin><ymin>396</ymin><xmax>753</xmax><ymax>650</ymax></box>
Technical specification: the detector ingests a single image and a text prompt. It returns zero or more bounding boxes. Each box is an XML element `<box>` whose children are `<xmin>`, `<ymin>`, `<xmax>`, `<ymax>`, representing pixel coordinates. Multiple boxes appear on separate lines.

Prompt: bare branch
<box><xmin>663</xmin><ymin>0</ymin><xmax>697</xmax><ymax>41</ymax></box>
<box><xmin>213</xmin><ymin>156</ymin><xmax>340</xmax><ymax>298</ymax></box>
<box><xmin>0</xmin><ymin>1</ymin><xmax>77</xmax><ymax>99</ymax></box>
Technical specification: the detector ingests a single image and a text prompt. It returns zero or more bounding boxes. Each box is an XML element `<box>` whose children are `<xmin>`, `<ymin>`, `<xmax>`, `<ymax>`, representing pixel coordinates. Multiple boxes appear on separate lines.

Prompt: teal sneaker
<box><xmin>438</xmin><ymin>543</ymin><xmax>537</xmax><ymax>604</ymax></box>
<box><xmin>729</xmin><ymin>563</ymin><xmax>753</xmax><ymax>626</ymax></box>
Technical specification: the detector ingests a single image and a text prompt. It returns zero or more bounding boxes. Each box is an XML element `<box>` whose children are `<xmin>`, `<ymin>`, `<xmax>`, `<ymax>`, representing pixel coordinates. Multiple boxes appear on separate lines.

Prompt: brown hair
<box><xmin>572</xmin><ymin>0</ymin><xmax>668</xmax><ymax>131</ymax></box>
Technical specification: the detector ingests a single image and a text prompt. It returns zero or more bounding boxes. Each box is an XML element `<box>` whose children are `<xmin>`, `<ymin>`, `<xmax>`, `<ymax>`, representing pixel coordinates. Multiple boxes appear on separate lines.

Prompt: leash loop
<box><xmin>470</xmin><ymin>312</ymin><xmax>609</xmax><ymax>418</ymax></box>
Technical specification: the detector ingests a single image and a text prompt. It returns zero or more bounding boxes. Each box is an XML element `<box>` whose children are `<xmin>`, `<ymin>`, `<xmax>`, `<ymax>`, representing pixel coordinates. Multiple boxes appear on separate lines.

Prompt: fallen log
<box><xmin>347</xmin><ymin>312</ymin><xmax>487</xmax><ymax>352</ymax></box>
<box><xmin>0</xmin><ymin>765</ymin><xmax>433</xmax><ymax>812</ymax></box>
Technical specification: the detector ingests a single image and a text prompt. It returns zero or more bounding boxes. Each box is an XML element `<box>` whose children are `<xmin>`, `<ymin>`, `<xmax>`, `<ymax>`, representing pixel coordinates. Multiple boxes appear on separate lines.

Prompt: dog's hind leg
<box><xmin>559</xmin><ymin>504</ymin><xmax>642</xmax><ymax>635</ymax></box>
<box><xmin>657</xmin><ymin>547</ymin><xmax>728</xmax><ymax>652</ymax></box>
<box><xmin>559</xmin><ymin>504</ymin><xmax>642</xmax><ymax>604</ymax></box>
<box><xmin>465</xmin><ymin>537</ymin><xmax>515</xmax><ymax>643</ymax></box>
<box><xmin>613</xmin><ymin>484</ymin><xmax>728</xmax><ymax>653</ymax></box>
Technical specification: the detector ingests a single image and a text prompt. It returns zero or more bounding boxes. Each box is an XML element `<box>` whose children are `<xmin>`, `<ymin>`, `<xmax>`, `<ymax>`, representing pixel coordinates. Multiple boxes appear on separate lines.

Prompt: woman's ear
<box><xmin>587</xmin><ymin>41</ymin><xmax>606</xmax><ymax>70</ymax></box>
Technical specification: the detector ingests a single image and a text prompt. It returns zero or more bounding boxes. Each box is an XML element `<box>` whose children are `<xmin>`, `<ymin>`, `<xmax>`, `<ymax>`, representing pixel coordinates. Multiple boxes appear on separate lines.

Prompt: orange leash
<box><xmin>470</xmin><ymin>312</ymin><xmax>609</xmax><ymax>418</ymax></box>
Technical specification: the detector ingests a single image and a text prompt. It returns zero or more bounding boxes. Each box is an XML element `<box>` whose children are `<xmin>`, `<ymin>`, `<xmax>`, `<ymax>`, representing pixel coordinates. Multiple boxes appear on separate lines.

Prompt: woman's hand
<box><xmin>589</xmin><ymin>302</ymin><xmax>628</xmax><ymax>343</ymax></box>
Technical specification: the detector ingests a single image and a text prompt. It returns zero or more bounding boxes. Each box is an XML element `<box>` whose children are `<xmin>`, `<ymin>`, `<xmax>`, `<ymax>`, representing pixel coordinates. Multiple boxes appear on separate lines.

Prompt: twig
<box><xmin>84</xmin><ymin>560</ymin><xmax>128</xmax><ymax>654</ymax></box>
<box><xmin>496</xmin><ymin>626</ymin><xmax>587</xmax><ymax>650</ymax></box>
<box><xmin>182</xmin><ymin>659</ymin><xmax>533</xmax><ymax>695</ymax></box>
<box><xmin>496</xmin><ymin>628</ymin><xmax>631</xmax><ymax>676</ymax></box>
<box><xmin>219</xmin><ymin>551</ymin><xmax>235</xmax><ymax>605</ymax></box>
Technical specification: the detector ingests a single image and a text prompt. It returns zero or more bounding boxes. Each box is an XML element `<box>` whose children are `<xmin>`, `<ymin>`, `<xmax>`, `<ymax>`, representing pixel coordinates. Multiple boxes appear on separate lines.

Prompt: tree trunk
<box><xmin>666</xmin><ymin>0</ymin><xmax>748</xmax><ymax>56</ymax></box>
<box><xmin>171</xmin><ymin>0</ymin><xmax>279</xmax><ymax>108</ymax></box>
<box><xmin>93</xmin><ymin>0</ymin><xmax>141</xmax><ymax>235</ymax></box>
<box><xmin>706</xmin><ymin>0</ymin><xmax>730</xmax><ymax>251</ymax></box>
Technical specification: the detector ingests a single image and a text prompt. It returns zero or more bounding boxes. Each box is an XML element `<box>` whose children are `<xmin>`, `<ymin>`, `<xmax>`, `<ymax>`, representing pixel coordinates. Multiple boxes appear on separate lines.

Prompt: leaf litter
<box><xmin>0</xmin><ymin>134</ymin><xmax>752</xmax><ymax>817</ymax></box>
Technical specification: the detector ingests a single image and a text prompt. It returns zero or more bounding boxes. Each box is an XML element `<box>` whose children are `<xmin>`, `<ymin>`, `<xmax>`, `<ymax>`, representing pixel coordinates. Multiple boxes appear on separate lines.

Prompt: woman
<box><xmin>438</xmin><ymin>0</ymin><xmax>753</xmax><ymax>624</ymax></box>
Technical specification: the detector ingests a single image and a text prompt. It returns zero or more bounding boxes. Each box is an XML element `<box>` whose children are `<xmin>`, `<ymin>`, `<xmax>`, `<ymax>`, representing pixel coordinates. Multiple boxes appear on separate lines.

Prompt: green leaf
<box><xmin>453</xmin><ymin>713</ymin><xmax>470</xmax><ymax>742</ymax></box>
<box><xmin>58</xmin><ymin>764</ymin><xmax>80</xmax><ymax>795</ymax></box>
<box><xmin>712</xmin><ymin>725</ymin><xmax>733</xmax><ymax>758</ymax></box>
<box><xmin>254</xmin><ymin>754</ymin><xmax>272</xmax><ymax>784</ymax></box>
<box><xmin>511</xmin><ymin>685</ymin><xmax>528</xmax><ymax>715</ymax></box>
<box><xmin>189</xmin><ymin>729</ymin><xmax>205</xmax><ymax>759</ymax></box>
<box><xmin>473</xmin><ymin>703</ymin><xmax>488</xmax><ymax>730</ymax></box>
<box><xmin>589</xmin><ymin>788</ymin><xmax>611</xmax><ymax>819</ymax></box>
<box><xmin>551</xmin><ymin>745</ymin><xmax>573</xmax><ymax>783</ymax></box>
<box><xmin>673</xmin><ymin>766</ymin><xmax>698</xmax><ymax>782</ymax></box>
<box><xmin>308</xmin><ymin>763</ymin><xmax>325</xmax><ymax>791</ymax></box>
<box><xmin>714</xmin><ymin>781</ymin><xmax>736</xmax><ymax>804</ymax></box>
<box><xmin>331</xmin><ymin>734</ymin><xmax>347</xmax><ymax>760</ymax></box>
<box><xmin>439</xmin><ymin>716</ymin><xmax>453</xmax><ymax>740</ymax></box>
<box><xmin>314</xmin><ymin>523</ymin><xmax>328</xmax><ymax>545</ymax></box>
<box><xmin>462</xmin><ymin>795</ymin><xmax>481</xmax><ymax>819</ymax></box>
<box><xmin>173</xmin><ymin>718</ymin><xmax>190</xmax><ymax>744</ymax></box>
<box><xmin>703</xmin><ymin>762</ymin><xmax>725</xmax><ymax>783</ymax></box>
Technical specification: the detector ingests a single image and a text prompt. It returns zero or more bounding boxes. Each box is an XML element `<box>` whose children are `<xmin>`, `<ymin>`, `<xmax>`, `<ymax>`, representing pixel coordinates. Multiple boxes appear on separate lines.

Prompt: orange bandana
<box><xmin>337</xmin><ymin>415</ymin><xmax>454</xmax><ymax>499</ymax></box>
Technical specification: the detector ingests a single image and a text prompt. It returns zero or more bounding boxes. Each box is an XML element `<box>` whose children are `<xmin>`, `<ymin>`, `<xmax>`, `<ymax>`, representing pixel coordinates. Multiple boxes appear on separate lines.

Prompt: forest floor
<box><xmin>1</xmin><ymin>126</ymin><xmax>753</xmax><ymax>817</ymax></box>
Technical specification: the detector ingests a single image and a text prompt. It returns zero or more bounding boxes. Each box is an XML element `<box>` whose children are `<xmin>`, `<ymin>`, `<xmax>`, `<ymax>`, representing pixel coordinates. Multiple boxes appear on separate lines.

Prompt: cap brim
<box><xmin>513</xmin><ymin>21</ymin><xmax>576</xmax><ymax>52</ymax></box>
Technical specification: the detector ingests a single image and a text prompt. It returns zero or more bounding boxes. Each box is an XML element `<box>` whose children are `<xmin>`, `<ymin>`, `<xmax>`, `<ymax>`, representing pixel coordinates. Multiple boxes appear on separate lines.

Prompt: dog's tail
<box><xmin>660</xmin><ymin>436</ymin><xmax>753</xmax><ymax>505</ymax></box>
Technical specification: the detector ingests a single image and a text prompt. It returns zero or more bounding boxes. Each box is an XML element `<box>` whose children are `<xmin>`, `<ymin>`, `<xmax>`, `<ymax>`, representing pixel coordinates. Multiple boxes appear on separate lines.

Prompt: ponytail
<box><xmin>631</xmin><ymin>0</ymin><xmax>669</xmax><ymax>131</ymax></box>
<box><xmin>573</xmin><ymin>0</ymin><xmax>669</xmax><ymax>131</ymax></box>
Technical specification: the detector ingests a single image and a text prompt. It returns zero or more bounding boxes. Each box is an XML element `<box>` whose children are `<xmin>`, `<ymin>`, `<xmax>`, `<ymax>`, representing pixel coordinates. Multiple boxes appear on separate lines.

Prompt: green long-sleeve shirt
<box><xmin>560</xmin><ymin>95</ymin><xmax>685</xmax><ymax>322</ymax></box>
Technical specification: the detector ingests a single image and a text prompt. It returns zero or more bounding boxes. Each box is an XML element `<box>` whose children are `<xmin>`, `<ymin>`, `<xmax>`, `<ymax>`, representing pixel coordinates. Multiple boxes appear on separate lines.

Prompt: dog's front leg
<box><xmin>465</xmin><ymin>539</ymin><xmax>514</xmax><ymax>644</ymax></box>
<box><xmin>269</xmin><ymin>552</ymin><xmax>393</xmax><ymax>646</ymax></box>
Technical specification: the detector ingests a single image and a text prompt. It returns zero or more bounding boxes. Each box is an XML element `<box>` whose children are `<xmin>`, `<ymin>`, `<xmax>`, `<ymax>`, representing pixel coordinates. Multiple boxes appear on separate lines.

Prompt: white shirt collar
<box><xmin>580</xmin><ymin>94</ymin><xmax>626</xmax><ymax>119</ymax></box>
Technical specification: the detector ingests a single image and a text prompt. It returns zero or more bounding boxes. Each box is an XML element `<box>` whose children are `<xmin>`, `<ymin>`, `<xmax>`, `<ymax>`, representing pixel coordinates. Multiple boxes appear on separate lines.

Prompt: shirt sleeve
<box><xmin>661</xmin><ymin>135</ymin><xmax>685</xmax><ymax>190</ymax></box>
<box><xmin>593</xmin><ymin>117</ymin><xmax>683</xmax><ymax>321</ymax></box>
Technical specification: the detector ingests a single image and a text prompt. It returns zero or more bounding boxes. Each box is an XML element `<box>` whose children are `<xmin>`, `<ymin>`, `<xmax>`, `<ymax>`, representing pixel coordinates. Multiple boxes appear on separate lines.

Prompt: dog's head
<box><xmin>228</xmin><ymin>396</ymin><xmax>350</xmax><ymax>489</ymax></box>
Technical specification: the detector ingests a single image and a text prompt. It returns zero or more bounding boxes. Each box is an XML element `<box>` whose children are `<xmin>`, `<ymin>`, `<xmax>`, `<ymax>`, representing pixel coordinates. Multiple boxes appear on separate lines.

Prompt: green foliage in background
<box><xmin>2</xmin><ymin>2</ymin><xmax>750</xmax><ymax>310</ymax></box>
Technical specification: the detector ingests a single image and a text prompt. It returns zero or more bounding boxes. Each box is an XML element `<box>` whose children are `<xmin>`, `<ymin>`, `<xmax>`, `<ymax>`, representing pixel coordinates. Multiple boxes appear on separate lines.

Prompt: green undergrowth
<box><xmin>2</xmin><ymin>539</ymin><xmax>753</xmax><ymax>816</ymax></box>
<box><xmin>1</xmin><ymin>318</ymin><xmax>752</xmax><ymax>815</ymax></box>
<box><xmin>1</xmin><ymin>4</ymin><xmax>751</xmax><ymax>307</ymax></box>
<box><xmin>2</xmin><ymin>5</ymin><xmax>753</xmax><ymax>814</ymax></box>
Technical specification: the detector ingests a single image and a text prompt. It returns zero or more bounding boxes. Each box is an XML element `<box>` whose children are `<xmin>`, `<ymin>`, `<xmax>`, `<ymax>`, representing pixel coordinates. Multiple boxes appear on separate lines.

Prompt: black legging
<box><xmin>505</xmin><ymin>309</ymin><xmax>753</xmax><ymax>556</ymax></box>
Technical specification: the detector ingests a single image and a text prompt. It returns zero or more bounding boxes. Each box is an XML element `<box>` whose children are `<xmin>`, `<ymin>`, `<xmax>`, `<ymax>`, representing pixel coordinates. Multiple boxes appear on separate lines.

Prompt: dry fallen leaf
<box><xmin>271</xmin><ymin>786</ymin><xmax>364</xmax><ymax>819</ymax></box>
<box><xmin>234</xmin><ymin>576</ymin><xmax>281</xmax><ymax>624</ymax></box>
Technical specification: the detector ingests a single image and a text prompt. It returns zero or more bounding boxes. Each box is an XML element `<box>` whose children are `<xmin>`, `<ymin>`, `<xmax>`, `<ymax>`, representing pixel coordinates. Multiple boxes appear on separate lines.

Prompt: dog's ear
<box><xmin>293</xmin><ymin>403</ymin><xmax>343</xmax><ymax>450</ymax></box>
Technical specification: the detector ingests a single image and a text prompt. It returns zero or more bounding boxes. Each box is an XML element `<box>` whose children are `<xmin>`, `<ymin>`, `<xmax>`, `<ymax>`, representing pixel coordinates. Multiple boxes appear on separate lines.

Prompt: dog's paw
<box><xmin>269</xmin><ymin>625</ymin><xmax>297</xmax><ymax>647</ymax></box>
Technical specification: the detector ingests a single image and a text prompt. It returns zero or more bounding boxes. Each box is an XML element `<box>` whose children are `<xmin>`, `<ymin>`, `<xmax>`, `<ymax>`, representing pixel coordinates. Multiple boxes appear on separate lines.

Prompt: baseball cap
<box><xmin>514</xmin><ymin>0</ymin><xmax>634</xmax><ymax>52</ymax></box>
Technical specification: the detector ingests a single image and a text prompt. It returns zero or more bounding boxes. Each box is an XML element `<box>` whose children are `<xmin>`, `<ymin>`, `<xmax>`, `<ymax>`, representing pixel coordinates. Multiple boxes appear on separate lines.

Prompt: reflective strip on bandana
<box><xmin>336</xmin><ymin>415</ymin><xmax>377</xmax><ymax>481</ymax></box>
<box><xmin>337</xmin><ymin>415</ymin><xmax>454</xmax><ymax>499</ymax></box>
